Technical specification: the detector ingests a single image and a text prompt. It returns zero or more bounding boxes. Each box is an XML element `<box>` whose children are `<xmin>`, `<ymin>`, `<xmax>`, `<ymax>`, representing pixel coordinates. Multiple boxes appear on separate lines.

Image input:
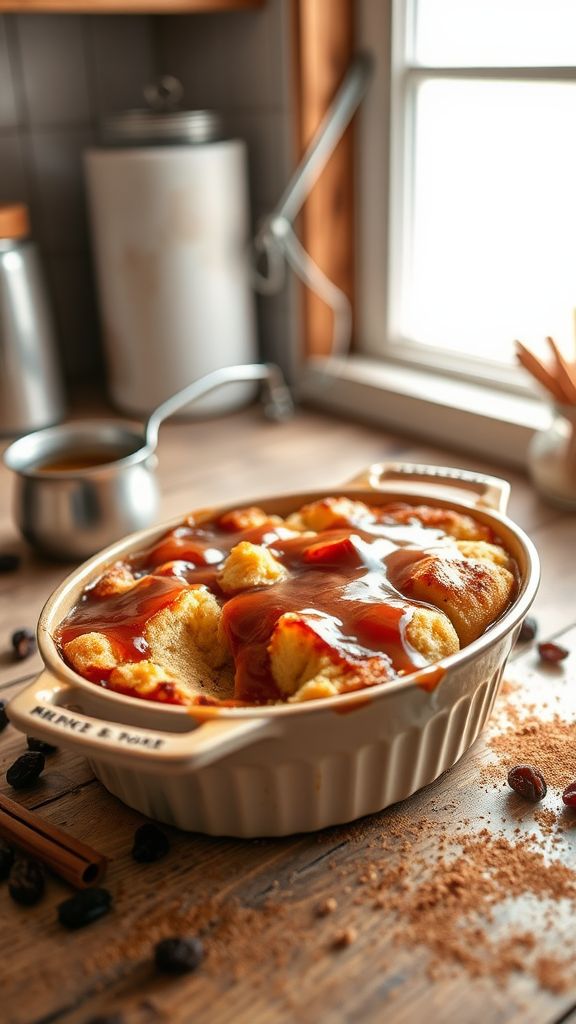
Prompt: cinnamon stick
<box><xmin>0</xmin><ymin>793</ymin><xmax>107</xmax><ymax>888</ymax></box>
<box><xmin>545</xmin><ymin>336</ymin><xmax>576</xmax><ymax>404</ymax></box>
<box><xmin>515</xmin><ymin>341</ymin><xmax>566</xmax><ymax>403</ymax></box>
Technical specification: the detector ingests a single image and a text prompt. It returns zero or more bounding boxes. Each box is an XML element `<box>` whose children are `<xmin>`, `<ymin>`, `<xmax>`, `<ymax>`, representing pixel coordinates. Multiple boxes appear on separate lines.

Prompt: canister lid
<box><xmin>100</xmin><ymin>75</ymin><xmax>223</xmax><ymax>147</ymax></box>
<box><xmin>0</xmin><ymin>203</ymin><xmax>30</xmax><ymax>240</ymax></box>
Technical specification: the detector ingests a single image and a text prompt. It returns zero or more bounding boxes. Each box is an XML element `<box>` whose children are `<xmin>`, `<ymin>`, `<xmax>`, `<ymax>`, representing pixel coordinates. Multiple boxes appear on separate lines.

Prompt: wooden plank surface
<box><xmin>1</xmin><ymin>404</ymin><xmax>576</xmax><ymax>1024</ymax></box>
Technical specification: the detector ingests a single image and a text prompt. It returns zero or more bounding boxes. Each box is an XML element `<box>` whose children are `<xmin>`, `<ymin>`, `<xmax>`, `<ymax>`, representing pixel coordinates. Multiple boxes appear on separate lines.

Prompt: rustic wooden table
<box><xmin>1</xmin><ymin>404</ymin><xmax>575</xmax><ymax>1024</ymax></box>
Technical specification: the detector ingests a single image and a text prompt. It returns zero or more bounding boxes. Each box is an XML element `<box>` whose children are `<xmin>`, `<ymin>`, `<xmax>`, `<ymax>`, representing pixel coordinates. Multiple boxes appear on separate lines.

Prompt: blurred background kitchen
<box><xmin>0</xmin><ymin>0</ymin><xmax>298</xmax><ymax>395</ymax></box>
<box><xmin>2</xmin><ymin>0</ymin><xmax>576</xmax><ymax>481</ymax></box>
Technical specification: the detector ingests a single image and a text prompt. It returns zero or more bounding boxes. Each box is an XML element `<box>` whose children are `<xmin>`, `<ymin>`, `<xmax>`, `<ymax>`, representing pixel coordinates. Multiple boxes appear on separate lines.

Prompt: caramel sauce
<box><xmin>58</xmin><ymin>575</ymin><xmax>188</xmax><ymax>673</ymax></box>
<box><xmin>55</xmin><ymin>502</ymin><xmax>508</xmax><ymax>706</ymax></box>
<box><xmin>35</xmin><ymin>451</ymin><xmax>127</xmax><ymax>472</ymax></box>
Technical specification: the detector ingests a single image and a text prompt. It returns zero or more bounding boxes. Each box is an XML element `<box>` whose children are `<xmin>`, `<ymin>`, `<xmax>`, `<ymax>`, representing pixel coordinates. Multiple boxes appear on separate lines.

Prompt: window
<box><xmin>359</xmin><ymin>0</ymin><xmax>576</xmax><ymax>391</ymax></box>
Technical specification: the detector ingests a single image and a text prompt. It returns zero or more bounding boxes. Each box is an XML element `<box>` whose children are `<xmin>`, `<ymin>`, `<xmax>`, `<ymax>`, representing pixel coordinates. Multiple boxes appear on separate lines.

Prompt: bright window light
<box><xmin>389</xmin><ymin>0</ymin><xmax>576</xmax><ymax>379</ymax></box>
<box><xmin>415</xmin><ymin>0</ymin><xmax>576</xmax><ymax>68</ymax></box>
<box><xmin>405</xmin><ymin>79</ymin><xmax>576</xmax><ymax>364</ymax></box>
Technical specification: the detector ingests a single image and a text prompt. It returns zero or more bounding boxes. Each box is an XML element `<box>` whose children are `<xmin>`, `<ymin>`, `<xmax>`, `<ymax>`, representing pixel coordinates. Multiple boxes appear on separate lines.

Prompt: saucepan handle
<box><xmin>345</xmin><ymin>461</ymin><xmax>510</xmax><ymax>514</ymax></box>
<box><xmin>8</xmin><ymin>673</ymin><xmax>276</xmax><ymax>774</ymax></box>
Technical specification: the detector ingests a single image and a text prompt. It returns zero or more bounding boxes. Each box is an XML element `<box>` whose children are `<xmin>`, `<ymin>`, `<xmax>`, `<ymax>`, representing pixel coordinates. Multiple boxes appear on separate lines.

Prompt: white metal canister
<box><xmin>84</xmin><ymin>105</ymin><xmax>257</xmax><ymax>416</ymax></box>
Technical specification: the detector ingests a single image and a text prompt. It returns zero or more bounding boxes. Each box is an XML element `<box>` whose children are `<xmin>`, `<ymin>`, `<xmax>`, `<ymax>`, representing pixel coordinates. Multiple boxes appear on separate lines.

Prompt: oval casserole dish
<box><xmin>8</xmin><ymin>463</ymin><xmax>540</xmax><ymax>837</ymax></box>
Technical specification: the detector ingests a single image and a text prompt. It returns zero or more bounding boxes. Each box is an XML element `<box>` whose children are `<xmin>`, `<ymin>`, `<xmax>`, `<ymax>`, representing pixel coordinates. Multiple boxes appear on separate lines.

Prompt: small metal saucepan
<box><xmin>3</xmin><ymin>363</ymin><xmax>293</xmax><ymax>561</ymax></box>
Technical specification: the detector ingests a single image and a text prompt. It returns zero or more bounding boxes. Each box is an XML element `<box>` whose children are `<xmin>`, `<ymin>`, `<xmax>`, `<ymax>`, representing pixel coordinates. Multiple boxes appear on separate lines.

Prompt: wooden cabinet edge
<box><xmin>0</xmin><ymin>0</ymin><xmax>262</xmax><ymax>11</ymax></box>
<box><xmin>293</xmin><ymin>0</ymin><xmax>355</xmax><ymax>359</ymax></box>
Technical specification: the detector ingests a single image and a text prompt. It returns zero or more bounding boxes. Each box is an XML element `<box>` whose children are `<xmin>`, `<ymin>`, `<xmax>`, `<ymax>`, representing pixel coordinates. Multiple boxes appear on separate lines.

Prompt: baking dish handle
<box><xmin>7</xmin><ymin>674</ymin><xmax>277</xmax><ymax>773</ymax></box>
<box><xmin>346</xmin><ymin>462</ymin><xmax>510</xmax><ymax>514</ymax></box>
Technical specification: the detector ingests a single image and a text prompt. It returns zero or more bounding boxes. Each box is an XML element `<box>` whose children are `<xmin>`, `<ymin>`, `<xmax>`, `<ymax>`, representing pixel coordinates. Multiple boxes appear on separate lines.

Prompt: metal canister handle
<box><xmin>346</xmin><ymin>462</ymin><xmax>510</xmax><ymax>515</ymax></box>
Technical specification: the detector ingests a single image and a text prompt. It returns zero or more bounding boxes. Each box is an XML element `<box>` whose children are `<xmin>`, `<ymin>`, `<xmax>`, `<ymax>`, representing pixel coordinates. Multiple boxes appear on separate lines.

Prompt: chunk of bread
<box><xmin>386</xmin><ymin>505</ymin><xmax>493</xmax><ymax>542</ymax></box>
<box><xmin>268</xmin><ymin>612</ymin><xmax>391</xmax><ymax>702</ymax></box>
<box><xmin>90</xmin><ymin>564</ymin><xmax>136</xmax><ymax>599</ymax></box>
<box><xmin>217</xmin><ymin>541</ymin><xmax>287</xmax><ymax>594</ymax></box>
<box><xmin>108</xmin><ymin>660</ymin><xmax>190</xmax><ymax>704</ymax></box>
<box><xmin>63</xmin><ymin>632</ymin><xmax>118</xmax><ymax>676</ymax></box>
<box><xmin>398</xmin><ymin>556</ymin><xmax>515</xmax><ymax>646</ymax></box>
<box><xmin>286</xmin><ymin>497</ymin><xmax>373</xmax><ymax>532</ymax></box>
<box><xmin>144</xmin><ymin>587</ymin><xmax>234</xmax><ymax>701</ymax></box>
<box><xmin>455</xmin><ymin>540</ymin><xmax>514</xmax><ymax>570</ymax></box>
<box><xmin>218</xmin><ymin>506</ymin><xmax>283</xmax><ymax>532</ymax></box>
<box><xmin>404</xmin><ymin>606</ymin><xmax>460</xmax><ymax>662</ymax></box>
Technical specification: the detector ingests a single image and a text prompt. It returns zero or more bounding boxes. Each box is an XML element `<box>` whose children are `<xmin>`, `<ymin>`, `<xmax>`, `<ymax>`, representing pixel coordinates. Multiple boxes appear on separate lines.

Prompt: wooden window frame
<box><xmin>293</xmin><ymin>0</ymin><xmax>355</xmax><ymax>359</ymax></box>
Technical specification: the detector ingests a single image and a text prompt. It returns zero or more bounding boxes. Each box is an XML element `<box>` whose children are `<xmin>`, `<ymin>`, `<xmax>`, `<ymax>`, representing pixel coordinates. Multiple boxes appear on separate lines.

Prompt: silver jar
<box><xmin>0</xmin><ymin>203</ymin><xmax>65</xmax><ymax>436</ymax></box>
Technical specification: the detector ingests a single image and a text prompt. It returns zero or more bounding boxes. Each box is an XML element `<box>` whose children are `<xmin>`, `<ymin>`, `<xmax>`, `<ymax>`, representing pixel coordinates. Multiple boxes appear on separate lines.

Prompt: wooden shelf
<box><xmin>0</xmin><ymin>0</ymin><xmax>262</xmax><ymax>12</ymax></box>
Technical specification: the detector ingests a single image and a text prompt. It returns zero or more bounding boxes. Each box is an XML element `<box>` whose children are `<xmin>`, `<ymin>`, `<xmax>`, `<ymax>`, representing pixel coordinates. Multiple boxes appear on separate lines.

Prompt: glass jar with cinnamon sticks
<box><xmin>516</xmin><ymin>337</ymin><xmax>576</xmax><ymax>508</ymax></box>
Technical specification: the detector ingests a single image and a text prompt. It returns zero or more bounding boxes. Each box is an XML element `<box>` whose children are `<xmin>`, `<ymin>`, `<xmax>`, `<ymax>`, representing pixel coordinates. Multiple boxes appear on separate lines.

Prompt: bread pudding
<box><xmin>55</xmin><ymin>497</ymin><xmax>518</xmax><ymax>706</ymax></box>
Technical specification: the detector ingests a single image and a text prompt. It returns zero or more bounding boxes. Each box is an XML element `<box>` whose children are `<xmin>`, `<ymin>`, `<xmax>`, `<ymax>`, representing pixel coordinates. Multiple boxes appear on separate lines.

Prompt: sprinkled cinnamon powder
<box><xmin>78</xmin><ymin>661</ymin><xmax>576</xmax><ymax>1004</ymax></box>
<box><xmin>486</xmin><ymin>715</ymin><xmax>576</xmax><ymax>789</ymax></box>
<box><xmin>533</xmin><ymin>807</ymin><xmax>558</xmax><ymax>835</ymax></box>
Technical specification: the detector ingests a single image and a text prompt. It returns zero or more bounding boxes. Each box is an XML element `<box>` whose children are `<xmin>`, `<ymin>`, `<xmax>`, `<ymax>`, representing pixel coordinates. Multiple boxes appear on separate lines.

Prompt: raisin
<box><xmin>538</xmin><ymin>642</ymin><xmax>569</xmax><ymax>664</ymax></box>
<box><xmin>0</xmin><ymin>838</ymin><xmax>15</xmax><ymax>881</ymax></box>
<box><xmin>507</xmin><ymin>764</ymin><xmax>547</xmax><ymax>802</ymax></box>
<box><xmin>26</xmin><ymin>736</ymin><xmax>58</xmax><ymax>755</ymax></box>
<box><xmin>6</xmin><ymin>751</ymin><xmax>45</xmax><ymax>789</ymax></box>
<box><xmin>132</xmin><ymin>823</ymin><xmax>170</xmax><ymax>863</ymax></box>
<box><xmin>8</xmin><ymin>857</ymin><xmax>45</xmax><ymax>906</ymax></box>
<box><xmin>562</xmin><ymin>782</ymin><xmax>576</xmax><ymax>807</ymax></box>
<box><xmin>517</xmin><ymin>616</ymin><xmax>538</xmax><ymax>643</ymax></box>
<box><xmin>0</xmin><ymin>554</ymin><xmax>20</xmax><ymax>573</ymax></box>
<box><xmin>85</xmin><ymin>1015</ymin><xmax>123</xmax><ymax>1024</ymax></box>
<box><xmin>0</xmin><ymin>700</ymin><xmax>8</xmax><ymax>733</ymax></box>
<box><xmin>11</xmin><ymin>628</ymin><xmax>36</xmax><ymax>661</ymax></box>
<box><xmin>154</xmin><ymin>936</ymin><xmax>204</xmax><ymax>975</ymax></box>
<box><xmin>58</xmin><ymin>888</ymin><xmax>112</xmax><ymax>929</ymax></box>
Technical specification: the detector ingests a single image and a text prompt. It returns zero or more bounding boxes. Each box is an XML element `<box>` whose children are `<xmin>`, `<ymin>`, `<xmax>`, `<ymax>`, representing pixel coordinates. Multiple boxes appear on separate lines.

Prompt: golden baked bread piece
<box><xmin>64</xmin><ymin>632</ymin><xmax>118</xmax><ymax>676</ymax></box>
<box><xmin>404</xmin><ymin>607</ymin><xmax>460</xmax><ymax>662</ymax></box>
<box><xmin>108</xmin><ymin>660</ymin><xmax>190</xmax><ymax>703</ymax></box>
<box><xmin>286</xmin><ymin>497</ymin><xmax>373</xmax><ymax>532</ymax></box>
<box><xmin>386</xmin><ymin>505</ymin><xmax>493</xmax><ymax>542</ymax></box>
<box><xmin>91</xmin><ymin>564</ymin><xmax>136</xmax><ymax>599</ymax></box>
<box><xmin>268</xmin><ymin>612</ymin><xmax>393</xmax><ymax>702</ymax></box>
<box><xmin>144</xmin><ymin>587</ymin><xmax>234</xmax><ymax>702</ymax></box>
<box><xmin>217</xmin><ymin>541</ymin><xmax>287</xmax><ymax>594</ymax></box>
<box><xmin>398</xmin><ymin>556</ymin><xmax>515</xmax><ymax>646</ymax></box>
<box><xmin>218</xmin><ymin>506</ymin><xmax>282</xmax><ymax>532</ymax></box>
<box><xmin>455</xmin><ymin>540</ymin><xmax>513</xmax><ymax>569</ymax></box>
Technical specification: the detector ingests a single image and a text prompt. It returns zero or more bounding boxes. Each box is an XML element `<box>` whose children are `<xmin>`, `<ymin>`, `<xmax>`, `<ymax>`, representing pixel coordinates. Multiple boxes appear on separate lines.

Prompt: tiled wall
<box><xmin>0</xmin><ymin>3</ymin><xmax>297</xmax><ymax>395</ymax></box>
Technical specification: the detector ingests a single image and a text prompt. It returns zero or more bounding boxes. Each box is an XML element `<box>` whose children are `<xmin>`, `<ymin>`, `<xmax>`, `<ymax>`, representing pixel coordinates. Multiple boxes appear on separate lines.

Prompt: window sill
<box><xmin>299</xmin><ymin>356</ymin><xmax>549</xmax><ymax>469</ymax></box>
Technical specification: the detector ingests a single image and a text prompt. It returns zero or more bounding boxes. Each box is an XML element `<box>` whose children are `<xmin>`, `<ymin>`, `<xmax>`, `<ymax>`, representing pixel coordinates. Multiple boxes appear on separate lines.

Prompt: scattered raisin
<box><xmin>317</xmin><ymin>897</ymin><xmax>338</xmax><ymax>917</ymax></box>
<box><xmin>58</xmin><ymin>888</ymin><xmax>112</xmax><ymax>929</ymax></box>
<box><xmin>562</xmin><ymin>782</ymin><xmax>576</xmax><ymax>808</ymax></box>
<box><xmin>507</xmin><ymin>764</ymin><xmax>547</xmax><ymax>802</ymax></box>
<box><xmin>0</xmin><ymin>554</ymin><xmax>20</xmax><ymax>573</ymax></box>
<box><xmin>517</xmin><ymin>616</ymin><xmax>538</xmax><ymax>643</ymax></box>
<box><xmin>132</xmin><ymin>823</ymin><xmax>170</xmax><ymax>863</ymax></box>
<box><xmin>538</xmin><ymin>642</ymin><xmax>569</xmax><ymax>664</ymax></box>
<box><xmin>26</xmin><ymin>736</ymin><xmax>58</xmax><ymax>755</ymax></box>
<box><xmin>85</xmin><ymin>1015</ymin><xmax>123</xmax><ymax>1024</ymax></box>
<box><xmin>154</xmin><ymin>936</ymin><xmax>204</xmax><ymax>975</ymax></box>
<box><xmin>0</xmin><ymin>838</ymin><xmax>15</xmax><ymax>880</ymax></box>
<box><xmin>11</xmin><ymin>628</ymin><xmax>36</xmax><ymax>661</ymax></box>
<box><xmin>0</xmin><ymin>700</ymin><xmax>8</xmax><ymax>733</ymax></box>
<box><xmin>8</xmin><ymin>857</ymin><xmax>45</xmax><ymax>906</ymax></box>
<box><xmin>6</xmin><ymin>751</ymin><xmax>45</xmax><ymax>789</ymax></box>
<box><xmin>333</xmin><ymin>927</ymin><xmax>358</xmax><ymax>949</ymax></box>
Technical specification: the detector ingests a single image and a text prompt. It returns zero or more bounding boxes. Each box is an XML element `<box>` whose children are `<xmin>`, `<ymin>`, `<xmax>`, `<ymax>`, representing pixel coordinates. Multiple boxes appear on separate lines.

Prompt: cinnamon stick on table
<box><xmin>0</xmin><ymin>793</ymin><xmax>107</xmax><ymax>888</ymax></box>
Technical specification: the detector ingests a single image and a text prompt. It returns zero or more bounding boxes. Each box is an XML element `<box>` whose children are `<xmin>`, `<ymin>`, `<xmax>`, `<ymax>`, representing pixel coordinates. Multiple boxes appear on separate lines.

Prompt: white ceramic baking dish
<box><xmin>8</xmin><ymin>463</ymin><xmax>539</xmax><ymax>837</ymax></box>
